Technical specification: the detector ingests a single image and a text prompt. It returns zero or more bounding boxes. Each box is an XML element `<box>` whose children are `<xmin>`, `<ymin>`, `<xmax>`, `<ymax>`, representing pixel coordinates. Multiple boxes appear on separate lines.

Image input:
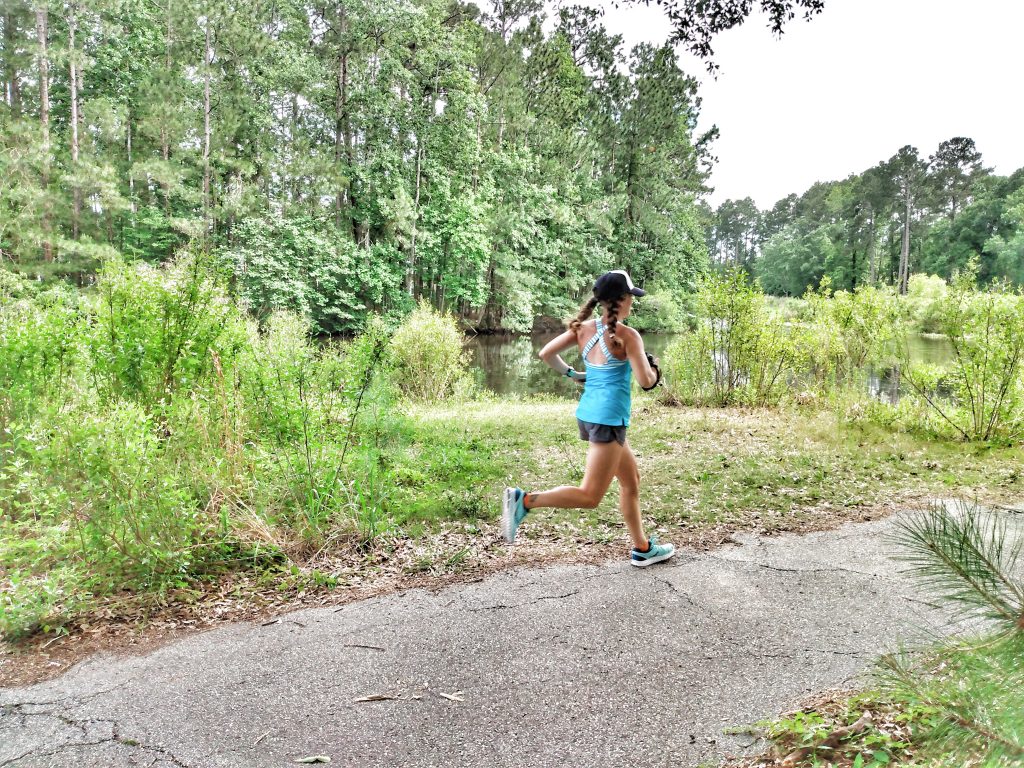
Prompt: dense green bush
<box><xmin>802</xmin><ymin>280</ymin><xmax>904</xmax><ymax>390</ymax></box>
<box><xmin>388</xmin><ymin>301</ymin><xmax>471</xmax><ymax>401</ymax></box>
<box><xmin>218</xmin><ymin>214</ymin><xmax>368</xmax><ymax>335</ymax></box>
<box><xmin>85</xmin><ymin>254</ymin><xmax>248</xmax><ymax>405</ymax></box>
<box><xmin>0</xmin><ymin>283</ymin><xmax>81</xmax><ymax>410</ymax></box>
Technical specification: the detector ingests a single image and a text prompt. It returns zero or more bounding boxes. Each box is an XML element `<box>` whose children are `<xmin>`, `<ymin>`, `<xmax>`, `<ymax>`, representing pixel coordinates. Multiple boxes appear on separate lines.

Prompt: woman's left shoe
<box><xmin>501</xmin><ymin>487</ymin><xmax>529</xmax><ymax>543</ymax></box>
<box><xmin>630</xmin><ymin>535</ymin><xmax>675</xmax><ymax>567</ymax></box>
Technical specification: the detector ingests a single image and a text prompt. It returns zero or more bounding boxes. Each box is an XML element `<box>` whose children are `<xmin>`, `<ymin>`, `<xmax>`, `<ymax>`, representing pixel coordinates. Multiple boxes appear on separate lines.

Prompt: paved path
<box><xmin>1</xmin><ymin>513</ymin><xmax>950</xmax><ymax>768</ymax></box>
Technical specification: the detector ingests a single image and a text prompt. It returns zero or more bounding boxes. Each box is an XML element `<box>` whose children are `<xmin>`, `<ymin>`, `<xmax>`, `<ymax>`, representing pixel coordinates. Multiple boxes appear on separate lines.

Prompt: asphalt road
<box><xmin>0</xmin><ymin>512</ymin><xmax>954</xmax><ymax>768</ymax></box>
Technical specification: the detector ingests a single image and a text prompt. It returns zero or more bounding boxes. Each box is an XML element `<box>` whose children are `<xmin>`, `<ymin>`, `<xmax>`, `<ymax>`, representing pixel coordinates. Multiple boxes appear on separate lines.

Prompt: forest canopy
<box><xmin>0</xmin><ymin>0</ymin><xmax>722</xmax><ymax>332</ymax></box>
<box><xmin>707</xmin><ymin>139</ymin><xmax>1024</xmax><ymax>296</ymax></box>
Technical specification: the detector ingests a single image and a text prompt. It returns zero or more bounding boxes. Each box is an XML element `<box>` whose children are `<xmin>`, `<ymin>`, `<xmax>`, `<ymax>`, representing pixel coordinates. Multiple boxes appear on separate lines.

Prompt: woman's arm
<box><xmin>539</xmin><ymin>330</ymin><xmax>584</xmax><ymax>379</ymax></box>
<box><xmin>621</xmin><ymin>327</ymin><xmax>658</xmax><ymax>389</ymax></box>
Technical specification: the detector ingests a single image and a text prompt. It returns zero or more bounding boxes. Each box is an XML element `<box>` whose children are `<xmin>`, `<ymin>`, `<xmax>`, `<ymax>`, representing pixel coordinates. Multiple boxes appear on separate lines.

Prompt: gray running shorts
<box><xmin>577</xmin><ymin>418</ymin><xmax>627</xmax><ymax>446</ymax></box>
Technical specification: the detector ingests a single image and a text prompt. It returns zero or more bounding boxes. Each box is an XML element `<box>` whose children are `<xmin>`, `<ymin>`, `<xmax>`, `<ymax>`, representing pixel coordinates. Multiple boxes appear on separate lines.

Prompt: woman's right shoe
<box><xmin>501</xmin><ymin>487</ymin><xmax>528</xmax><ymax>543</ymax></box>
<box><xmin>630</xmin><ymin>535</ymin><xmax>675</xmax><ymax>567</ymax></box>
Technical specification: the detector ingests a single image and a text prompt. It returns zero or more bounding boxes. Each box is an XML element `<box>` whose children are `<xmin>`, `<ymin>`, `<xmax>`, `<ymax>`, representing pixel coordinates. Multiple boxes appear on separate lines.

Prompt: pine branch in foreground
<box><xmin>878</xmin><ymin>633</ymin><xmax>1024</xmax><ymax>766</ymax></box>
<box><xmin>892</xmin><ymin>499</ymin><xmax>1024</xmax><ymax>629</ymax></box>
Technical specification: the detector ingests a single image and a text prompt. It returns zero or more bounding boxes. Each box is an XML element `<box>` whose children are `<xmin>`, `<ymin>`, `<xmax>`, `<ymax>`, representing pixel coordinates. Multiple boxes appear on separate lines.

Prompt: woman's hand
<box><xmin>642</xmin><ymin>352</ymin><xmax>662</xmax><ymax>391</ymax></box>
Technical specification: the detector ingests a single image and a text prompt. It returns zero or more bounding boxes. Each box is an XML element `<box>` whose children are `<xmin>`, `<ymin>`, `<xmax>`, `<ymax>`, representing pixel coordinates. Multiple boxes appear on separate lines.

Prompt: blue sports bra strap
<box><xmin>581</xmin><ymin>330</ymin><xmax>600</xmax><ymax>361</ymax></box>
<box><xmin>596</xmin><ymin>320</ymin><xmax>615</xmax><ymax>359</ymax></box>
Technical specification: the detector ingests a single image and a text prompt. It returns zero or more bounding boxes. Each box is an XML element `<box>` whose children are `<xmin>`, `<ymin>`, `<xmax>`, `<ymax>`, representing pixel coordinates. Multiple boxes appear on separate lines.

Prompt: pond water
<box><xmin>466</xmin><ymin>331</ymin><xmax>955</xmax><ymax>400</ymax></box>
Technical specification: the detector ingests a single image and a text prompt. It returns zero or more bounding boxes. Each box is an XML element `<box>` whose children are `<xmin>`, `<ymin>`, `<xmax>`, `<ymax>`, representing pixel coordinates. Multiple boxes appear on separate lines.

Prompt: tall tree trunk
<box><xmin>290</xmin><ymin>92</ymin><xmax>299</xmax><ymax>205</ymax></box>
<box><xmin>35</xmin><ymin>4</ymin><xmax>51</xmax><ymax>261</ymax></box>
<box><xmin>334</xmin><ymin>50</ymin><xmax>343</xmax><ymax>229</ymax></box>
<box><xmin>161</xmin><ymin>0</ymin><xmax>171</xmax><ymax>214</ymax></box>
<box><xmin>3</xmin><ymin>11</ymin><xmax>21</xmax><ymax>115</ymax></box>
<box><xmin>202</xmin><ymin>18</ymin><xmax>212</xmax><ymax>245</ymax></box>
<box><xmin>126</xmin><ymin>108</ymin><xmax>136</xmax><ymax>214</ymax></box>
<box><xmin>334</xmin><ymin>4</ymin><xmax>355</xmax><ymax>237</ymax></box>
<box><xmin>69</xmin><ymin>2</ymin><xmax>80</xmax><ymax>240</ymax></box>
<box><xmin>867</xmin><ymin>206</ymin><xmax>877</xmax><ymax>284</ymax></box>
<box><xmin>407</xmin><ymin>139</ymin><xmax>421</xmax><ymax>297</ymax></box>
<box><xmin>898</xmin><ymin>194</ymin><xmax>911</xmax><ymax>295</ymax></box>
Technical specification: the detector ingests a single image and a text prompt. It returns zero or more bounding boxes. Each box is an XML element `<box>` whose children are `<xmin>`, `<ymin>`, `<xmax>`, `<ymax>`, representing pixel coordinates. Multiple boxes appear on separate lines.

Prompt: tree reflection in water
<box><xmin>467</xmin><ymin>332</ymin><xmax>955</xmax><ymax>402</ymax></box>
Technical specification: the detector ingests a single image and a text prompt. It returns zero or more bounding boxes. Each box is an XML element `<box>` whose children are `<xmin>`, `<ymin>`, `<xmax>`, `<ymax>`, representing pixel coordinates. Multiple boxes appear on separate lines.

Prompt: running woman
<box><xmin>501</xmin><ymin>270</ymin><xmax>675</xmax><ymax>567</ymax></box>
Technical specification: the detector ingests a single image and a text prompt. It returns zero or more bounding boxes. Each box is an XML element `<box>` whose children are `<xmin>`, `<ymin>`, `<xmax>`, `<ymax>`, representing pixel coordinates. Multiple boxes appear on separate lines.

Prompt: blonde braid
<box><xmin>605</xmin><ymin>297</ymin><xmax>624</xmax><ymax>349</ymax></box>
<box><xmin>568</xmin><ymin>297</ymin><xmax>599</xmax><ymax>336</ymax></box>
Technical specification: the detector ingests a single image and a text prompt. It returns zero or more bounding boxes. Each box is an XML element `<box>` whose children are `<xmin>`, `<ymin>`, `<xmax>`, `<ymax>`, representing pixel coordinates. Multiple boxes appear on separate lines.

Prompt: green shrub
<box><xmin>39</xmin><ymin>400</ymin><xmax>209</xmax><ymax>585</ymax></box>
<box><xmin>0</xmin><ymin>284</ymin><xmax>81</xmax><ymax>410</ymax></box>
<box><xmin>84</xmin><ymin>254</ymin><xmax>247</xmax><ymax>406</ymax></box>
<box><xmin>660</xmin><ymin>269</ymin><xmax>798</xmax><ymax>407</ymax></box>
<box><xmin>900</xmin><ymin>265</ymin><xmax>1024</xmax><ymax>442</ymax></box>
<box><xmin>388</xmin><ymin>301</ymin><xmax>470</xmax><ymax>401</ymax></box>
<box><xmin>0</xmin><ymin>565</ymin><xmax>86</xmax><ymax>639</ymax></box>
<box><xmin>218</xmin><ymin>214</ymin><xmax>367</xmax><ymax>334</ymax></box>
<box><xmin>0</xmin><ymin>268</ymin><xmax>37</xmax><ymax>300</ymax></box>
<box><xmin>804</xmin><ymin>280</ymin><xmax>904</xmax><ymax>388</ymax></box>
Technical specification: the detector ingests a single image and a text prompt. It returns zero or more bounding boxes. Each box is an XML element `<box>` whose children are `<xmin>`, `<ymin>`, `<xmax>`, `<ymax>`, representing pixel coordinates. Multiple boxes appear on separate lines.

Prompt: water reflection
<box><xmin>466</xmin><ymin>332</ymin><xmax>955</xmax><ymax>401</ymax></box>
<box><xmin>866</xmin><ymin>367</ymin><xmax>901</xmax><ymax>405</ymax></box>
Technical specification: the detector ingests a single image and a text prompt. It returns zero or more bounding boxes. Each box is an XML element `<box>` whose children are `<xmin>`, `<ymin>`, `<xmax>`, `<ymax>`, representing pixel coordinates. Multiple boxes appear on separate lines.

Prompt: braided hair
<box><xmin>603</xmin><ymin>297</ymin><xmax>625</xmax><ymax>350</ymax></box>
<box><xmin>568</xmin><ymin>297</ymin><xmax>599</xmax><ymax>336</ymax></box>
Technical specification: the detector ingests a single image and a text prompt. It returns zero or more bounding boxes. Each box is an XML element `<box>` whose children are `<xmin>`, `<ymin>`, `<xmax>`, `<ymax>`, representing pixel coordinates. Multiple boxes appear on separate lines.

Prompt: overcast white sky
<box><xmin>585</xmin><ymin>0</ymin><xmax>1024</xmax><ymax>208</ymax></box>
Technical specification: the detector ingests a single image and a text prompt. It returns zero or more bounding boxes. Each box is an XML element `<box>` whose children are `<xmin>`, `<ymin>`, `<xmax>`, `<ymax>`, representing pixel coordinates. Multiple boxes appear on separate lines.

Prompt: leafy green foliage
<box><xmin>388</xmin><ymin>301</ymin><xmax>471</xmax><ymax>402</ymax></box>
<box><xmin>0</xmin><ymin>0</ymin><xmax>710</xmax><ymax>332</ymax></box>
<box><xmin>218</xmin><ymin>215</ymin><xmax>367</xmax><ymax>334</ymax></box>
<box><xmin>661</xmin><ymin>269</ymin><xmax>799</xmax><ymax>406</ymax></box>
<box><xmin>628</xmin><ymin>287</ymin><xmax>697</xmax><ymax>332</ymax></box>
<box><xmin>803</xmin><ymin>280</ymin><xmax>904</xmax><ymax>388</ymax></box>
<box><xmin>903</xmin><ymin>273</ymin><xmax>948</xmax><ymax>334</ymax></box>
<box><xmin>0</xmin><ymin>259</ymin><xmax>404</xmax><ymax>637</ymax></box>
<box><xmin>899</xmin><ymin>264</ymin><xmax>1024</xmax><ymax>442</ymax></box>
<box><xmin>84</xmin><ymin>254</ymin><xmax>247</xmax><ymax>405</ymax></box>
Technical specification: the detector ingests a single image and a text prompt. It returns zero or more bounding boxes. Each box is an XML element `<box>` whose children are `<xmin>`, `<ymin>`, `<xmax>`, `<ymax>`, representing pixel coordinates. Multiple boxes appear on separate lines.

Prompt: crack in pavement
<box><xmin>465</xmin><ymin>589</ymin><xmax>583</xmax><ymax>612</ymax></box>
<box><xmin>0</xmin><ymin>681</ymin><xmax>131</xmax><ymax>711</ymax></box>
<box><xmin>650</xmin><ymin>575</ymin><xmax>702</xmax><ymax>612</ymax></box>
<box><xmin>703</xmin><ymin>555</ymin><xmax>902</xmax><ymax>582</ymax></box>
<box><xmin>0</xmin><ymin>704</ymin><xmax>189</xmax><ymax>768</ymax></box>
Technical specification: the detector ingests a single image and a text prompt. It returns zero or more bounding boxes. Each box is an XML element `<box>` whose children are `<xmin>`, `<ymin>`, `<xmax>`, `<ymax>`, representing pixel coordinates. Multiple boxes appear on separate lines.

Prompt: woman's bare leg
<box><xmin>524</xmin><ymin>440</ymin><xmax>622</xmax><ymax>510</ymax></box>
<box><xmin>615</xmin><ymin>440</ymin><xmax>648</xmax><ymax>550</ymax></box>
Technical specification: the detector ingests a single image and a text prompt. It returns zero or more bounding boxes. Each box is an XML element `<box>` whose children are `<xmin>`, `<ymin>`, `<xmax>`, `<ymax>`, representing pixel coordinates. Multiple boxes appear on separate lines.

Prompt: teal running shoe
<box><xmin>630</xmin><ymin>535</ymin><xmax>675</xmax><ymax>567</ymax></box>
<box><xmin>501</xmin><ymin>487</ymin><xmax>529</xmax><ymax>543</ymax></box>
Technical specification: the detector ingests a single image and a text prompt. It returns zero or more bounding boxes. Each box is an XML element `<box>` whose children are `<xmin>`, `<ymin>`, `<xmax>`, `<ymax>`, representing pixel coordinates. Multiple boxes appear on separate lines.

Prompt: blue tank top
<box><xmin>575</xmin><ymin>319</ymin><xmax>632</xmax><ymax>427</ymax></box>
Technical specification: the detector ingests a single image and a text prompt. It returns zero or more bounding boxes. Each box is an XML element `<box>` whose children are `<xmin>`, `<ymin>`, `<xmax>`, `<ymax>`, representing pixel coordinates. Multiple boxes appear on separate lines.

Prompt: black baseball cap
<box><xmin>593</xmin><ymin>270</ymin><xmax>646</xmax><ymax>301</ymax></box>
